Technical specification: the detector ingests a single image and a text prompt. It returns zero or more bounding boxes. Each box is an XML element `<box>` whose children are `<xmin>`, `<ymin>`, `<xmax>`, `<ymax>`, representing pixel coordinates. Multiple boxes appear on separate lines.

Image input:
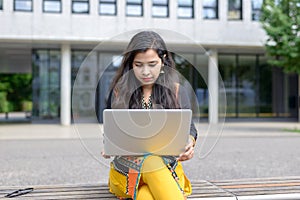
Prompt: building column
<box><xmin>208</xmin><ymin>49</ymin><xmax>219</xmax><ymax>124</ymax></box>
<box><xmin>60</xmin><ymin>44</ymin><xmax>71</xmax><ymax>125</ymax></box>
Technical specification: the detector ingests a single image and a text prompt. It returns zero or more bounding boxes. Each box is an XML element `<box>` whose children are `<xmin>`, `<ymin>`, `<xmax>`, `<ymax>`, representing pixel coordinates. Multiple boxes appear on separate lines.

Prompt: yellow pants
<box><xmin>109</xmin><ymin>156</ymin><xmax>191</xmax><ymax>200</ymax></box>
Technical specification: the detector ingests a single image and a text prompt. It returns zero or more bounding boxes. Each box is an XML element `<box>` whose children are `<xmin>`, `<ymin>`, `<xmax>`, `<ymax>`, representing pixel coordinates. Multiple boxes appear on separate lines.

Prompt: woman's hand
<box><xmin>101</xmin><ymin>151</ymin><xmax>111</xmax><ymax>159</ymax></box>
<box><xmin>177</xmin><ymin>137</ymin><xmax>195</xmax><ymax>162</ymax></box>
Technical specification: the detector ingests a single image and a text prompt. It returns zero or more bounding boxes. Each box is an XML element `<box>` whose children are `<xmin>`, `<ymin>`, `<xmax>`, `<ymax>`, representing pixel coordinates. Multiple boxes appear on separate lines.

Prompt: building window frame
<box><xmin>99</xmin><ymin>0</ymin><xmax>117</xmax><ymax>16</ymax></box>
<box><xmin>126</xmin><ymin>0</ymin><xmax>143</xmax><ymax>17</ymax></box>
<box><xmin>177</xmin><ymin>0</ymin><xmax>194</xmax><ymax>19</ymax></box>
<box><xmin>152</xmin><ymin>0</ymin><xmax>169</xmax><ymax>18</ymax></box>
<box><xmin>228</xmin><ymin>0</ymin><xmax>243</xmax><ymax>20</ymax></box>
<box><xmin>72</xmin><ymin>0</ymin><xmax>89</xmax><ymax>14</ymax></box>
<box><xmin>43</xmin><ymin>0</ymin><xmax>62</xmax><ymax>13</ymax></box>
<box><xmin>14</xmin><ymin>0</ymin><xmax>33</xmax><ymax>12</ymax></box>
<box><xmin>203</xmin><ymin>0</ymin><xmax>218</xmax><ymax>19</ymax></box>
<box><xmin>251</xmin><ymin>0</ymin><xmax>263</xmax><ymax>21</ymax></box>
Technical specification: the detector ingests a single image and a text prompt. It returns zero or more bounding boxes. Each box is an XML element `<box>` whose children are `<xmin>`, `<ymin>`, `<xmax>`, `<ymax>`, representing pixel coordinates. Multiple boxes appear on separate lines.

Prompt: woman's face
<box><xmin>132</xmin><ymin>49</ymin><xmax>162</xmax><ymax>87</ymax></box>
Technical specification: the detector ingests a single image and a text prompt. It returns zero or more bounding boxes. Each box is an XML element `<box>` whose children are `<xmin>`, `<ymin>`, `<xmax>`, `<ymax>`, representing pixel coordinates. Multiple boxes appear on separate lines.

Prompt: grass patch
<box><xmin>283</xmin><ymin>128</ymin><xmax>300</xmax><ymax>134</ymax></box>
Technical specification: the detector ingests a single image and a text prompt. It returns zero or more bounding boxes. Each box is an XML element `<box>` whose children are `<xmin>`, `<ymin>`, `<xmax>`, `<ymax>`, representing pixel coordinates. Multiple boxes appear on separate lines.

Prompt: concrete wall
<box><xmin>0</xmin><ymin>0</ymin><xmax>266</xmax><ymax>47</ymax></box>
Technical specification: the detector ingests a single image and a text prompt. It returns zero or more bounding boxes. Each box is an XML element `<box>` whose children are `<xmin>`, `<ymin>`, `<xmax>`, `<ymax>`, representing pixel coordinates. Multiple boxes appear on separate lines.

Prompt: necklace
<box><xmin>141</xmin><ymin>95</ymin><xmax>152</xmax><ymax>109</ymax></box>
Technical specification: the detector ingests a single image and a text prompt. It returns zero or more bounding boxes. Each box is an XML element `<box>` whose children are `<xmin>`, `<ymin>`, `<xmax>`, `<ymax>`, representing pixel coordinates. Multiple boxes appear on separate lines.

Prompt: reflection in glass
<box><xmin>203</xmin><ymin>0</ymin><xmax>218</xmax><ymax>19</ymax></box>
<box><xmin>177</xmin><ymin>0</ymin><xmax>193</xmax><ymax>18</ymax></box>
<box><xmin>152</xmin><ymin>6</ymin><xmax>168</xmax><ymax>17</ymax></box>
<box><xmin>127</xmin><ymin>5</ymin><xmax>143</xmax><ymax>16</ymax></box>
<box><xmin>153</xmin><ymin>0</ymin><xmax>167</xmax><ymax>4</ymax></box>
<box><xmin>127</xmin><ymin>0</ymin><xmax>142</xmax><ymax>3</ymax></box>
<box><xmin>252</xmin><ymin>0</ymin><xmax>263</xmax><ymax>21</ymax></box>
<box><xmin>72</xmin><ymin>51</ymin><xmax>89</xmax><ymax>86</ymax></box>
<box><xmin>228</xmin><ymin>0</ymin><xmax>242</xmax><ymax>20</ymax></box>
<box><xmin>195</xmin><ymin>54</ymin><xmax>208</xmax><ymax>117</ymax></box>
<box><xmin>72</xmin><ymin>0</ymin><xmax>89</xmax><ymax>14</ymax></box>
<box><xmin>178</xmin><ymin>7</ymin><xmax>193</xmax><ymax>18</ymax></box>
<box><xmin>14</xmin><ymin>0</ymin><xmax>32</xmax><ymax>11</ymax></box>
<box><xmin>43</xmin><ymin>0</ymin><xmax>61</xmax><ymax>13</ymax></box>
<box><xmin>203</xmin><ymin>0</ymin><xmax>216</xmax><ymax>6</ymax></box>
<box><xmin>203</xmin><ymin>9</ymin><xmax>217</xmax><ymax>19</ymax></box>
<box><xmin>219</xmin><ymin>55</ymin><xmax>237</xmax><ymax>117</ymax></box>
<box><xmin>178</xmin><ymin>0</ymin><xmax>192</xmax><ymax>6</ymax></box>
<box><xmin>152</xmin><ymin>0</ymin><xmax>168</xmax><ymax>17</ymax></box>
<box><xmin>32</xmin><ymin>50</ymin><xmax>61</xmax><ymax>119</ymax></box>
<box><xmin>258</xmin><ymin>56</ymin><xmax>272</xmax><ymax>117</ymax></box>
<box><xmin>238</xmin><ymin>55</ymin><xmax>256</xmax><ymax>116</ymax></box>
<box><xmin>99</xmin><ymin>0</ymin><xmax>117</xmax><ymax>15</ymax></box>
<box><xmin>219</xmin><ymin>54</ymin><xmax>280</xmax><ymax>118</ymax></box>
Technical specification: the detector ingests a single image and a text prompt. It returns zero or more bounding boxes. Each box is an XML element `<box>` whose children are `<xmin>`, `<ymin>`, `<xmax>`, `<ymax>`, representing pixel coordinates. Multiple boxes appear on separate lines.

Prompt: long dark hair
<box><xmin>108</xmin><ymin>31</ymin><xmax>179</xmax><ymax>109</ymax></box>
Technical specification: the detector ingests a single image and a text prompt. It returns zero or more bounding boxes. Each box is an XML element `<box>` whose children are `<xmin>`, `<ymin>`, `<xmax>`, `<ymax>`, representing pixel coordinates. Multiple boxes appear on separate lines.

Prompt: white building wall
<box><xmin>0</xmin><ymin>0</ymin><xmax>269</xmax><ymax>124</ymax></box>
<box><xmin>0</xmin><ymin>0</ymin><xmax>266</xmax><ymax>47</ymax></box>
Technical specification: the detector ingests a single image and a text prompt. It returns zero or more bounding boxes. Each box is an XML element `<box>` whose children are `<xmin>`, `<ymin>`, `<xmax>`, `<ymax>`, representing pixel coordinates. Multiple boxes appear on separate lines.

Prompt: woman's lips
<box><xmin>142</xmin><ymin>78</ymin><xmax>153</xmax><ymax>82</ymax></box>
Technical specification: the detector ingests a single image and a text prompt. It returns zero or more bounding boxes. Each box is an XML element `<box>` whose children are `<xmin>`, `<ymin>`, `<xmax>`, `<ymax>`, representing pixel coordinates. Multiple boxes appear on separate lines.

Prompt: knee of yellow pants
<box><xmin>136</xmin><ymin>185</ymin><xmax>154</xmax><ymax>200</ymax></box>
<box><xmin>141</xmin><ymin>155</ymin><xmax>165</xmax><ymax>173</ymax></box>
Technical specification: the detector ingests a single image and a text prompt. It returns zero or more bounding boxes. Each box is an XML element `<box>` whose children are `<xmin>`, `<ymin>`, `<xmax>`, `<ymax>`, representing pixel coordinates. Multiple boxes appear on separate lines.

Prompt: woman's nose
<box><xmin>142</xmin><ymin>66</ymin><xmax>150</xmax><ymax>75</ymax></box>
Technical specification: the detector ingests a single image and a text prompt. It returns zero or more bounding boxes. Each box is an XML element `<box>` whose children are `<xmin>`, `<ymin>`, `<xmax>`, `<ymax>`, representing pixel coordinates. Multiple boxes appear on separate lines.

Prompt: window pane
<box><xmin>0</xmin><ymin>0</ymin><xmax>3</xmax><ymax>10</ymax></box>
<box><xmin>228</xmin><ymin>0</ymin><xmax>242</xmax><ymax>20</ymax></box>
<box><xmin>127</xmin><ymin>0</ymin><xmax>142</xmax><ymax>3</ymax></box>
<box><xmin>219</xmin><ymin>55</ymin><xmax>237</xmax><ymax>117</ymax></box>
<box><xmin>229</xmin><ymin>0</ymin><xmax>241</xmax><ymax>8</ymax></box>
<box><xmin>99</xmin><ymin>0</ymin><xmax>116</xmax><ymax>15</ymax></box>
<box><xmin>72</xmin><ymin>1</ymin><xmax>89</xmax><ymax>13</ymax></box>
<box><xmin>100</xmin><ymin>4</ymin><xmax>116</xmax><ymax>15</ymax></box>
<box><xmin>195</xmin><ymin>54</ymin><xmax>209</xmax><ymax>117</ymax></box>
<box><xmin>252</xmin><ymin>10</ymin><xmax>260</xmax><ymax>21</ymax></box>
<box><xmin>153</xmin><ymin>0</ymin><xmax>167</xmax><ymax>4</ymax></box>
<box><xmin>152</xmin><ymin>6</ymin><xmax>168</xmax><ymax>17</ymax></box>
<box><xmin>258</xmin><ymin>56</ymin><xmax>272</xmax><ymax>117</ymax></box>
<box><xmin>252</xmin><ymin>0</ymin><xmax>263</xmax><ymax>21</ymax></box>
<box><xmin>228</xmin><ymin>10</ymin><xmax>241</xmax><ymax>19</ymax></box>
<box><xmin>252</xmin><ymin>0</ymin><xmax>262</xmax><ymax>9</ymax></box>
<box><xmin>178</xmin><ymin>7</ymin><xmax>193</xmax><ymax>18</ymax></box>
<box><xmin>238</xmin><ymin>55</ymin><xmax>256</xmax><ymax>117</ymax></box>
<box><xmin>15</xmin><ymin>0</ymin><xmax>32</xmax><ymax>11</ymax></box>
<box><xmin>203</xmin><ymin>8</ymin><xmax>217</xmax><ymax>19</ymax></box>
<box><xmin>203</xmin><ymin>0</ymin><xmax>216</xmax><ymax>7</ymax></box>
<box><xmin>32</xmin><ymin>49</ymin><xmax>61</xmax><ymax>119</ymax></box>
<box><xmin>44</xmin><ymin>0</ymin><xmax>61</xmax><ymax>12</ymax></box>
<box><xmin>178</xmin><ymin>0</ymin><xmax>192</xmax><ymax>6</ymax></box>
<box><xmin>127</xmin><ymin>5</ymin><xmax>142</xmax><ymax>16</ymax></box>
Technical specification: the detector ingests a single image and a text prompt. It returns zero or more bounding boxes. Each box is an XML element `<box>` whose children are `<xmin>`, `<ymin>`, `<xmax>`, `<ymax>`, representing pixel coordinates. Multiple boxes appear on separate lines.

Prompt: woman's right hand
<box><xmin>101</xmin><ymin>151</ymin><xmax>111</xmax><ymax>159</ymax></box>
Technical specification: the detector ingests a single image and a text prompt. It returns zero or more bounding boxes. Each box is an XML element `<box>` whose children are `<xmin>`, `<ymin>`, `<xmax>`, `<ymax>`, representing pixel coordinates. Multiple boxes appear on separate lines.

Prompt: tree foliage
<box><xmin>260</xmin><ymin>0</ymin><xmax>300</xmax><ymax>74</ymax></box>
<box><xmin>0</xmin><ymin>74</ymin><xmax>32</xmax><ymax>112</ymax></box>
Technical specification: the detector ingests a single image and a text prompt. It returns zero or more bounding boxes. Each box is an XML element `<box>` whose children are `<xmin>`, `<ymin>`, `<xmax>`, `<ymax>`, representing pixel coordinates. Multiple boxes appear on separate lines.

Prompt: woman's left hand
<box><xmin>177</xmin><ymin>138</ymin><xmax>195</xmax><ymax>162</ymax></box>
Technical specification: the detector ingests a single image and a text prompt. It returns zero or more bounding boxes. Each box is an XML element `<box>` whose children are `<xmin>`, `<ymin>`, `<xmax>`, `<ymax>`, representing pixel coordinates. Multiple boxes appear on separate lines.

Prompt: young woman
<box><xmin>103</xmin><ymin>31</ymin><xmax>197</xmax><ymax>200</ymax></box>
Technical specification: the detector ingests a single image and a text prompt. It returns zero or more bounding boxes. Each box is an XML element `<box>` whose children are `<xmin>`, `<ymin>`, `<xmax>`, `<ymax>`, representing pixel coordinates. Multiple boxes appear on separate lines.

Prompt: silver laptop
<box><xmin>103</xmin><ymin>109</ymin><xmax>192</xmax><ymax>156</ymax></box>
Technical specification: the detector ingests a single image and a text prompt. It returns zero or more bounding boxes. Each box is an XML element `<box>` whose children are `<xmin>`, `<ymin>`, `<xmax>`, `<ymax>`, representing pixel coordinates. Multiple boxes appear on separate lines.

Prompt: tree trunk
<box><xmin>298</xmin><ymin>75</ymin><xmax>300</xmax><ymax>122</ymax></box>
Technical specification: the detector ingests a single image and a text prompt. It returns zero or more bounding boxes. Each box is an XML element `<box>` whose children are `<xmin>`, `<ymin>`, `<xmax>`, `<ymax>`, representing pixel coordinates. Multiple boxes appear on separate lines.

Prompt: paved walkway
<box><xmin>0</xmin><ymin>121</ymin><xmax>299</xmax><ymax>140</ymax></box>
<box><xmin>1</xmin><ymin>121</ymin><xmax>300</xmax><ymax>187</ymax></box>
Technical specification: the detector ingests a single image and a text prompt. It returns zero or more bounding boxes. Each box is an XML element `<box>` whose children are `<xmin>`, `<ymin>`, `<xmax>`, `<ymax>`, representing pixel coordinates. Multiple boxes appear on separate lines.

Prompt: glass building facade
<box><xmin>32</xmin><ymin>50</ymin><xmax>61</xmax><ymax>119</ymax></box>
<box><xmin>31</xmin><ymin>49</ymin><xmax>298</xmax><ymax>121</ymax></box>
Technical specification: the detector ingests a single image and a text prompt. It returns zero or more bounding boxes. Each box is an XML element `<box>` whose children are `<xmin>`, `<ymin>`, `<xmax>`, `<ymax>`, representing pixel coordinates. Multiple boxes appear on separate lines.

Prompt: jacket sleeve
<box><xmin>177</xmin><ymin>85</ymin><xmax>198</xmax><ymax>142</ymax></box>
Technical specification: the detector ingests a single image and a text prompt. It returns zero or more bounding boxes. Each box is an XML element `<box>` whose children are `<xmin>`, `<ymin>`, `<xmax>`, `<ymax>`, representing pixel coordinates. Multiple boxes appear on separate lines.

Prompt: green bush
<box><xmin>0</xmin><ymin>74</ymin><xmax>32</xmax><ymax>112</ymax></box>
<box><xmin>0</xmin><ymin>92</ymin><xmax>9</xmax><ymax>113</ymax></box>
<box><xmin>22</xmin><ymin>101</ymin><xmax>32</xmax><ymax>112</ymax></box>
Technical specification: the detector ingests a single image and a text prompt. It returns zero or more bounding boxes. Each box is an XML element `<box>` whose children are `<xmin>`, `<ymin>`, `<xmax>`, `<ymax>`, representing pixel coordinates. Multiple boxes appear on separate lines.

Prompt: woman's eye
<box><xmin>134</xmin><ymin>64</ymin><xmax>142</xmax><ymax>68</ymax></box>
